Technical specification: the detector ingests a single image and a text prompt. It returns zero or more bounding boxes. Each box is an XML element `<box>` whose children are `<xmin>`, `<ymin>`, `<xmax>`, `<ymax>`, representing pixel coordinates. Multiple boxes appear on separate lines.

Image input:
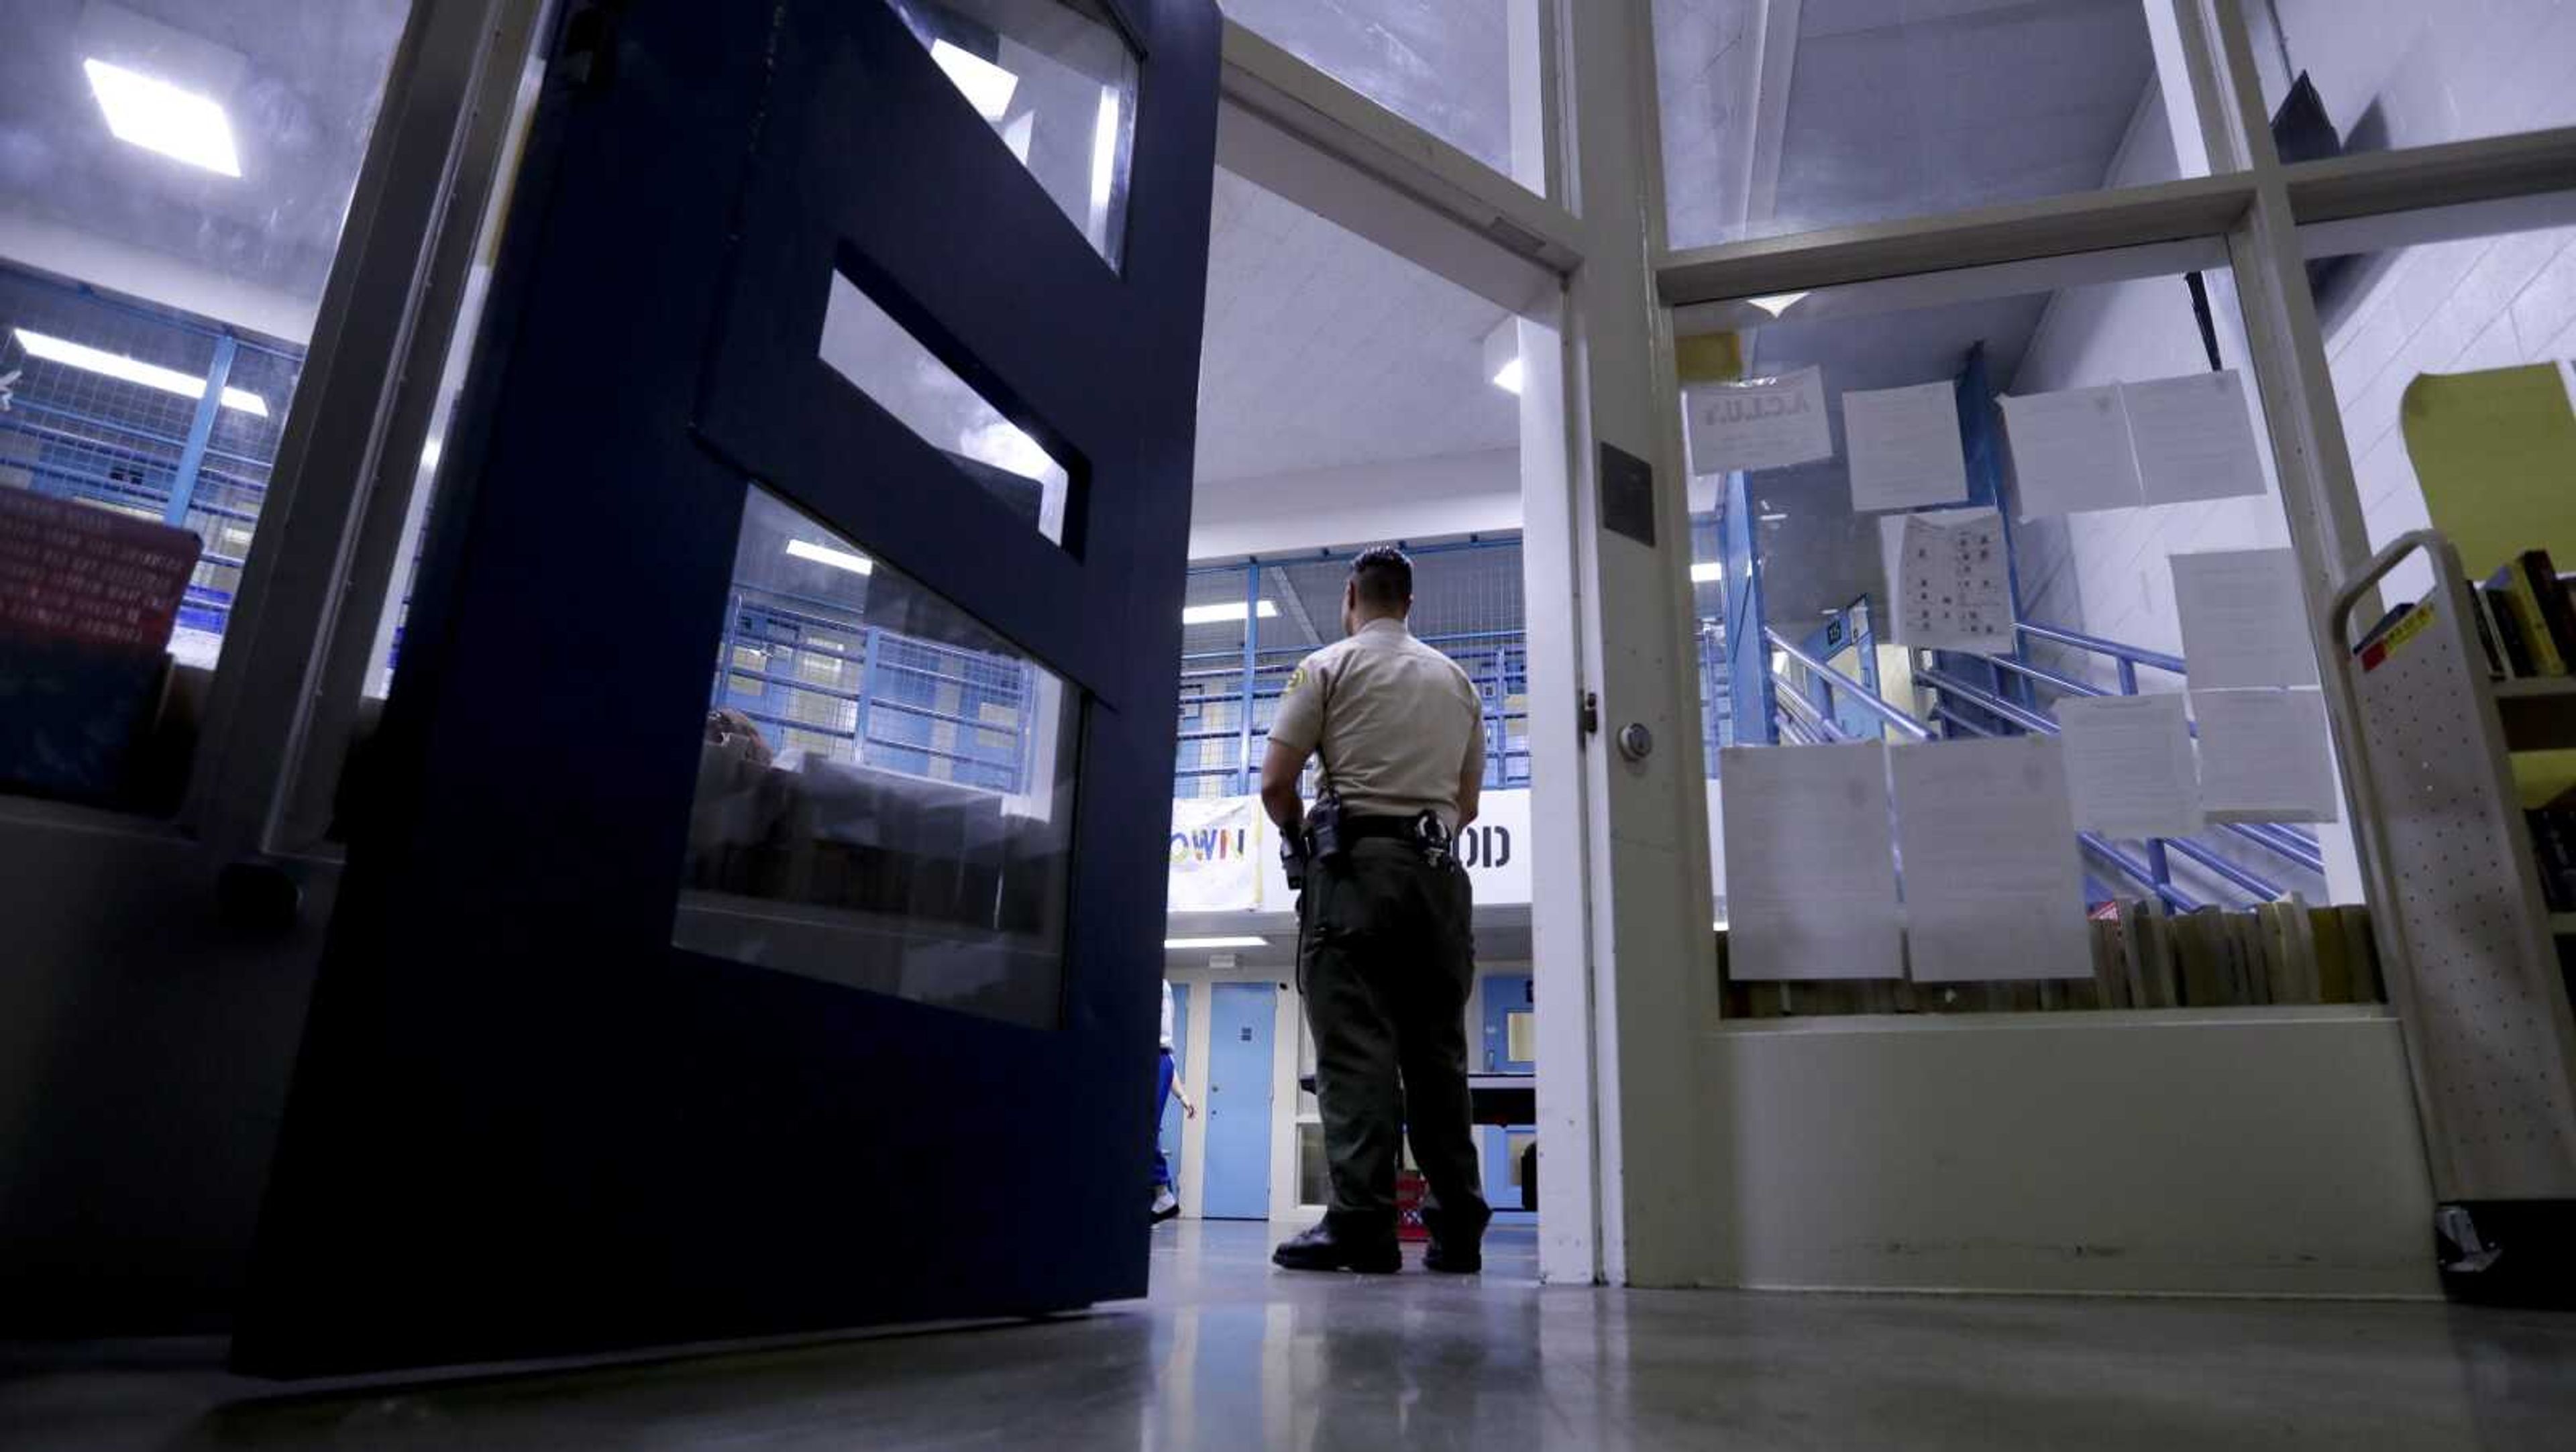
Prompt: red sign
<box><xmin>0</xmin><ymin>489</ymin><xmax>199</xmax><ymax>652</ymax></box>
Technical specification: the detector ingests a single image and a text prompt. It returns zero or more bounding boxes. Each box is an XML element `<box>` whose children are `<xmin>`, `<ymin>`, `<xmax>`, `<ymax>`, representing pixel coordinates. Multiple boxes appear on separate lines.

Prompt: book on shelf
<box><xmin>2483</xmin><ymin>549</ymin><xmax>2575</xmax><ymax>677</ymax></box>
<box><xmin>2310</xmin><ymin>905</ymin><xmax>2352</xmax><ymax>1003</ymax></box>
<box><xmin>2528</xmin><ymin>809</ymin><xmax>2576</xmax><ymax>912</ymax></box>
<box><xmin>2339</xmin><ymin>904</ymin><xmax>2384</xmax><ymax>1003</ymax></box>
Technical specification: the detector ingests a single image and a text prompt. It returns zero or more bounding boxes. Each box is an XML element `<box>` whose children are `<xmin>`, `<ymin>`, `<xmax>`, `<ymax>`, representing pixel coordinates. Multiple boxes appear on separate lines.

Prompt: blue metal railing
<box><xmin>1173</xmin><ymin>546</ymin><xmax>1533</xmax><ymax>797</ymax></box>
<box><xmin>2</xmin><ymin>264</ymin><xmax>301</xmax><ymax>648</ymax></box>
<box><xmin>1762</xmin><ymin>620</ymin><xmax>2326</xmax><ymax>910</ymax></box>
<box><xmin>714</xmin><ymin>582</ymin><xmax>1034</xmax><ymax>793</ymax></box>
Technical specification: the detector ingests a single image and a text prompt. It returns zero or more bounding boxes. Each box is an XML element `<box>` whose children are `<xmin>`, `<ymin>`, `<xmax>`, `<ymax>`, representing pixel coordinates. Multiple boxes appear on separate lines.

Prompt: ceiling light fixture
<box><xmin>1165</xmin><ymin>935</ymin><xmax>1267</xmax><ymax>950</ymax></box>
<box><xmin>11</xmin><ymin>328</ymin><xmax>267</xmax><ymax>415</ymax></box>
<box><xmin>1491</xmin><ymin>357</ymin><xmax>1525</xmax><ymax>396</ymax></box>
<box><xmin>786</xmin><ymin>539</ymin><xmax>873</xmax><ymax>575</ymax></box>
<box><xmin>1747</xmin><ymin>292</ymin><xmax>1809</xmax><ymax>319</ymax></box>
<box><xmin>85</xmin><ymin>58</ymin><xmax>241</xmax><ymax>177</ymax></box>
<box><xmin>1181</xmin><ymin>600</ymin><xmax>1281</xmax><ymax>626</ymax></box>
<box><xmin>1690</xmin><ymin>561</ymin><xmax>1724</xmax><ymax>584</ymax></box>
<box><xmin>1758</xmin><ymin>511</ymin><xmax>1790</xmax><ymax>523</ymax></box>
<box><xmin>929</xmin><ymin>40</ymin><xmax>1019</xmax><ymax>121</ymax></box>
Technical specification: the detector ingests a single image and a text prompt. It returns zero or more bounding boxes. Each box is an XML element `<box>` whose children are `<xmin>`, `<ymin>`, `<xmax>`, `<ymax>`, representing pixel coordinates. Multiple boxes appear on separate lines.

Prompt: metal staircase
<box><xmin>1762</xmin><ymin>621</ymin><xmax>2326</xmax><ymax>911</ymax></box>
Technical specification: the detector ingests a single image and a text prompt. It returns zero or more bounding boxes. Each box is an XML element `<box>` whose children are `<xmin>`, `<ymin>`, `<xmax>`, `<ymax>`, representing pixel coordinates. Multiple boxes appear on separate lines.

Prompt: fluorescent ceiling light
<box><xmin>1491</xmin><ymin>357</ymin><xmax>1525</xmax><ymax>396</ymax></box>
<box><xmin>1165</xmin><ymin>935</ymin><xmax>1267</xmax><ymax>950</ymax></box>
<box><xmin>1758</xmin><ymin>511</ymin><xmax>1790</xmax><ymax>523</ymax></box>
<box><xmin>1747</xmin><ymin>292</ymin><xmax>1808</xmax><ymax>319</ymax></box>
<box><xmin>1690</xmin><ymin>561</ymin><xmax>1724</xmax><ymax>584</ymax></box>
<box><xmin>1089</xmin><ymin>91</ymin><xmax>1121</xmax><ymax>214</ymax></box>
<box><xmin>930</xmin><ymin>40</ymin><xmax>1018</xmax><ymax>121</ymax></box>
<box><xmin>1181</xmin><ymin>600</ymin><xmax>1281</xmax><ymax>626</ymax></box>
<box><xmin>85</xmin><ymin>58</ymin><xmax>241</xmax><ymax>177</ymax></box>
<box><xmin>11</xmin><ymin>328</ymin><xmax>267</xmax><ymax>416</ymax></box>
<box><xmin>786</xmin><ymin>539</ymin><xmax>873</xmax><ymax>575</ymax></box>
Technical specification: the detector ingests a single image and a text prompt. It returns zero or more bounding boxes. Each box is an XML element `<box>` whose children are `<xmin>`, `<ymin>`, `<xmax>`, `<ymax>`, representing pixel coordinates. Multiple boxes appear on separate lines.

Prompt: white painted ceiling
<box><xmin>1193</xmin><ymin>167</ymin><xmax>1520</xmax><ymax>487</ymax></box>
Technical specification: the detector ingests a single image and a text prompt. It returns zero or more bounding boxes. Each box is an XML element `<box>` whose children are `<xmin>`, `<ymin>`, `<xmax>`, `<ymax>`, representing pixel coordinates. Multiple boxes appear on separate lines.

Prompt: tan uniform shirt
<box><xmin>1267</xmin><ymin>618</ymin><xmax>1485</xmax><ymax>832</ymax></box>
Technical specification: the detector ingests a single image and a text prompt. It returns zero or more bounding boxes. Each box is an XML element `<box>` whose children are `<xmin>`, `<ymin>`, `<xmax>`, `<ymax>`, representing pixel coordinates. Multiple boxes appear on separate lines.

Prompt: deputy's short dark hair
<box><xmin>1350</xmin><ymin>546</ymin><xmax>1412</xmax><ymax>609</ymax></box>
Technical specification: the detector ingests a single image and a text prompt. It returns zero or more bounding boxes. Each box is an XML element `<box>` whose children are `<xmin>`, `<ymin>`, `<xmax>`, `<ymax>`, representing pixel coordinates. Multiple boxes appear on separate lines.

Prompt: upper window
<box><xmin>1222</xmin><ymin>0</ymin><xmax>1540</xmax><ymax>193</ymax></box>
<box><xmin>0</xmin><ymin>1</ymin><xmax>421</xmax><ymax>812</ymax></box>
<box><xmin>2251</xmin><ymin>0</ymin><xmax>2576</xmax><ymax>166</ymax></box>
<box><xmin>1652</xmin><ymin>0</ymin><xmax>2214</xmax><ymax>250</ymax></box>
<box><xmin>887</xmin><ymin>0</ymin><xmax>1139</xmax><ymax>265</ymax></box>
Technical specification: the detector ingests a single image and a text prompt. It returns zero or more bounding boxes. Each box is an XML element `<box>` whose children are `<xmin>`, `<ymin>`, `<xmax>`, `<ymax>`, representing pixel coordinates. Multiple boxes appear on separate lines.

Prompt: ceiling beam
<box><xmin>1659</xmin><ymin>174</ymin><xmax>2257</xmax><ymax>308</ymax></box>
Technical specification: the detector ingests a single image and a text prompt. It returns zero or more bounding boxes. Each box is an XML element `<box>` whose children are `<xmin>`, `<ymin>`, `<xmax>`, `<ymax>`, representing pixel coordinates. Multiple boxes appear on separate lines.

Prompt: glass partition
<box><xmin>1651</xmin><ymin>0</ymin><xmax>2214</xmax><ymax>250</ymax></box>
<box><xmin>0</xmin><ymin>1</ymin><xmax>423</xmax><ymax>810</ymax></box>
<box><xmin>2250</xmin><ymin>1</ymin><xmax>2576</xmax><ymax>166</ymax></box>
<box><xmin>2302</xmin><ymin>209</ymin><xmax>2576</xmax><ymax>606</ymax></box>
<box><xmin>885</xmin><ymin>0</ymin><xmax>1139</xmax><ymax>266</ymax></box>
<box><xmin>1222</xmin><ymin>0</ymin><xmax>1537</xmax><ymax>192</ymax></box>
<box><xmin>1686</xmin><ymin>252</ymin><xmax>2384</xmax><ymax>1017</ymax></box>
<box><xmin>676</xmin><ymin>484</ymin><xmax>1077</xmax><ymax>1029</ymax></box>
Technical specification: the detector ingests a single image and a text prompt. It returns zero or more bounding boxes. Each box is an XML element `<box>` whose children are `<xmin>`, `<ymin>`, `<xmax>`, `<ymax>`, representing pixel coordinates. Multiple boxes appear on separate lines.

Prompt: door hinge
<box><xmin>1578</xmin><ymin>690</ymin><xmax>1600</xmax><ymax>737</ymax></box>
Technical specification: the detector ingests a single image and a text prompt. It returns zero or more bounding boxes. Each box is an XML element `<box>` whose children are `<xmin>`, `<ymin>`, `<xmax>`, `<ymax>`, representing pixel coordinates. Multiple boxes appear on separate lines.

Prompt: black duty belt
<box><xmin>1341</xmin><ymin>814</ymin><xmax>1432</xmax><ymax>845</ymax></box>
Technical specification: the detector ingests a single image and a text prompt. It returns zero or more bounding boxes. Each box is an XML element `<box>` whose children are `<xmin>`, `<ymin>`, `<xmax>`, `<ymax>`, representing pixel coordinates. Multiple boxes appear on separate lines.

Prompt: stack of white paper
<box><xmin>1890</xmin><ymin>737</ymin><xmax>2092</xmax><ymax>983</ymax></box>
<box><xmin>1887</xmin><ymin>506</ymin><xmax>2015</xmax><ymax>651</ymax></box>
<box><xmin>1719</xmin><ymin>742</ymin><xmax>1902</xmax><ymax>981</ymax></box>
<box><xmin>2001</xmin><ymin>386</ymin><xmax>2141</xmax><ymax>517</ymax></box>
<box><xmin>2053</xmin><ymin>692</ymin><xmax>2202</xmax><ymax>838</ymax></box>
<box><xmin>2169</xmin><ymin>548</ymin><xmax>2320</xmax><ymax>688</ymax></box>
<box><xmin>2192</xmin><ymin>688</ymin><xmax>2340</xmax><ymax>822</ymax></box>
<box><xmin>2125</xmin><ymin>370</ymin><xmax>2269</xmax><ymax>505</ymax></box>
<box><xmin>1685</xmin><ymin>366</ymin><xmax>1833</xmax><ymax>476</ymax></box>
<box><xmin>2002</xmin><ymin>370</ymin><xmax>2270</xmax><ymax>518</ymax></box>
<box><xmin>1843</xmin><ymin>381</ymin><xmax>1970</xmax><ymax>512</ymax></box>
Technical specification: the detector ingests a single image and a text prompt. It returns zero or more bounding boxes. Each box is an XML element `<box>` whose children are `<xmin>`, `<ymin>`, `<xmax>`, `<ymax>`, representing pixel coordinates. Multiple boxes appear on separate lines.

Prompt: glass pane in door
<box><xmin>885</xmin><ymin>0</ymin><xmax>1138</xmax><ymax>265</ymax></box>
<box><xmin>677</xmin><ymin>484</ymin><xmax>1078</xmax><ymax>1029</ymax></box>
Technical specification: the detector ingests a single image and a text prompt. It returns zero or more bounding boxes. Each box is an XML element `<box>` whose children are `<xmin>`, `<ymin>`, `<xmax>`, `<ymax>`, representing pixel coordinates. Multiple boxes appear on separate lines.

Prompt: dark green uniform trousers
<box><xmin>1299</xmin><ymin>838</ymin><xmax>1489</xmax><ymax>1236</ymax></box>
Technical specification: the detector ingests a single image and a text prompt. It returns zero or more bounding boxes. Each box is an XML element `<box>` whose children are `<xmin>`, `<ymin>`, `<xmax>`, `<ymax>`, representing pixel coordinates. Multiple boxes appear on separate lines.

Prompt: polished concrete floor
<box><xmin>8</xmin><ymin>1223</ymin><xmax>2576</xmax><ymax>1449</ymax></box>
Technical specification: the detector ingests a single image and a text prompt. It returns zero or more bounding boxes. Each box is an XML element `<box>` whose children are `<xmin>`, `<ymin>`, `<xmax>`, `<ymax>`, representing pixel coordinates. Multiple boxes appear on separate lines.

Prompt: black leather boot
<box><xmin>1420</xmin><ymin>1202</ymin><xmax>1492</xmax><ymax>1274</ymax></box>
<box><xmin>1272</xmin><ymin>1221</ymin><xmax>1401</xmax><ymax>1274</ymax></box>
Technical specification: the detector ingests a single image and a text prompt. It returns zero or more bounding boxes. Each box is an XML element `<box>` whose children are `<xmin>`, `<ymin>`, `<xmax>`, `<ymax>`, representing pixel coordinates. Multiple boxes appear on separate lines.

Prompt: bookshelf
<box><xmin>2329</xmin><ymin>530</ymin><xmax>2576</xmax><ymax>1300</ymax></box>
<box><xmin>2493</xmin><ymin>676</ymin><xmax>2576</xmax><ymax>750</ymax></box>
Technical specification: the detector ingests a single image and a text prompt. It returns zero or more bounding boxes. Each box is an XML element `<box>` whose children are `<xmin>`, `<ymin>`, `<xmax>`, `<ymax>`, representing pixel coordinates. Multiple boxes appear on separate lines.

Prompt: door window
<box><xmin>677</xmin><ymin>484</ymin><xmax>1078</xmax><ymax>1029</ymax></box>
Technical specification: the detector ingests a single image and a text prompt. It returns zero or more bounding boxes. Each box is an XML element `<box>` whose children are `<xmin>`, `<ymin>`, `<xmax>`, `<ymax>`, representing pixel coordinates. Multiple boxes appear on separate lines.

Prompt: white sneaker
<box><xmin>1151</xmin><ymin>1188</ymin><xmax>1180</xmax><ymax>1221</ymax></box>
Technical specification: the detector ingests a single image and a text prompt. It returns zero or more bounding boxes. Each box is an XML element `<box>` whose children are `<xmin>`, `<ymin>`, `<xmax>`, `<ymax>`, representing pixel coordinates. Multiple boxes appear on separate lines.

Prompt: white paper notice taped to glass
<box><xmin>1684</xmin><ymin>366</ymin><xmax>1833</xmax><ymax>476</ymax></box>
<box><xmin>1888</xmin><ymin>506</ymin><xmax>2015</xmax><ymax>652</ymax></box>
<box><xmin>2169</xmin><ymin>547</ymin><xmax>2319</xmax><ymax>688</ymax></box>
<box><xmin>1843</xmin><ymin>380</ymin><xmax>1970</xmax><ymax>512</ymax></box>
<box><xmin>2192</xmin><ymin>687</ymin><xmax>2340</xmax><ymax>822</ymax></box>
<box><xmin>2124</xmin><ymin>370</ymin><xmax>2269</xmax><ymax>506</ymax></box>
<box><xmin>1890</xmin><ymin>736</ymin><xmax>2091</xmax><ymax>983</ymax></box>
<box><xmin>1719</xmin><ymin>742</ymin><xmax>1902</xmax><ymax>981</ymax></box>
<box><xmin>2001</xmin><ymin>385</ymin><xmax>2143</xmax><ymax>518</ymax></box>
<box><xmin>2052</xmin><ymin>691</ymin><xmax>2202</xmax><ymax>838</ymax></box>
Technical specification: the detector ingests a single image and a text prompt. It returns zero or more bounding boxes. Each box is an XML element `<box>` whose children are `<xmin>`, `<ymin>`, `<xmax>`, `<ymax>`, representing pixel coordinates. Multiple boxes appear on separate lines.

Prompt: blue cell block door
<box><xmin>234</xmin><ymin>0</ymin><xmax>1223</xmax><ymax>1376</ymax></box>
<box><xmin>1481</xmin><ymin>972</ymin><xmax>1534</xmax><ymax>1073</ymax></box>
<box><xmin>1201</xmin><ymin>983</ymin><xmax>1277</xmax><ymax>1220</ymax></box>
<box><xmin>1159</xmin><ymin>984</ymin><xmax>1192</xmax><ymax>1190</ymax></box>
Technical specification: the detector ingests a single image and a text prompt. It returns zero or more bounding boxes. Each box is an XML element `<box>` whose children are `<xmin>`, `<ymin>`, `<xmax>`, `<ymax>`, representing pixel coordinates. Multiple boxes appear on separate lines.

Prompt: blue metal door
<box><xmin>1479</xmin><ymin>972</ymin><xmax>1535</xmax><ymax>1215</ymax></box>
<box><xmin>1201</xmin><ymin>983</ymin><xmax>1275</xmax><ymax>1220</ymax></box>
<box><xmin>1481</xmin><ymin>972</ymin><xmax>1534</xmax><ymax>1073</ymax></box>
<box><xmin>238</xmin><ymin>0</ymin><xmax>1222</xmax><ymax>1376</ymax></box>
<box><xmin>1158</xmin><ymin>983</ymin><xmax>1192</xmax><ymax>1192</ymax></box>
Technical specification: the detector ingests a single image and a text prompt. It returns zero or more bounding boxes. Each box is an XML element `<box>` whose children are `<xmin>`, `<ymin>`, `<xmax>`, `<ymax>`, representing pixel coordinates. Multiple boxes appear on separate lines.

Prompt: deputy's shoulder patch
<box><xmin>1285</xmin><ymin>665</ymin><xmax>1308</xmax><ymax>694</ymax></box>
